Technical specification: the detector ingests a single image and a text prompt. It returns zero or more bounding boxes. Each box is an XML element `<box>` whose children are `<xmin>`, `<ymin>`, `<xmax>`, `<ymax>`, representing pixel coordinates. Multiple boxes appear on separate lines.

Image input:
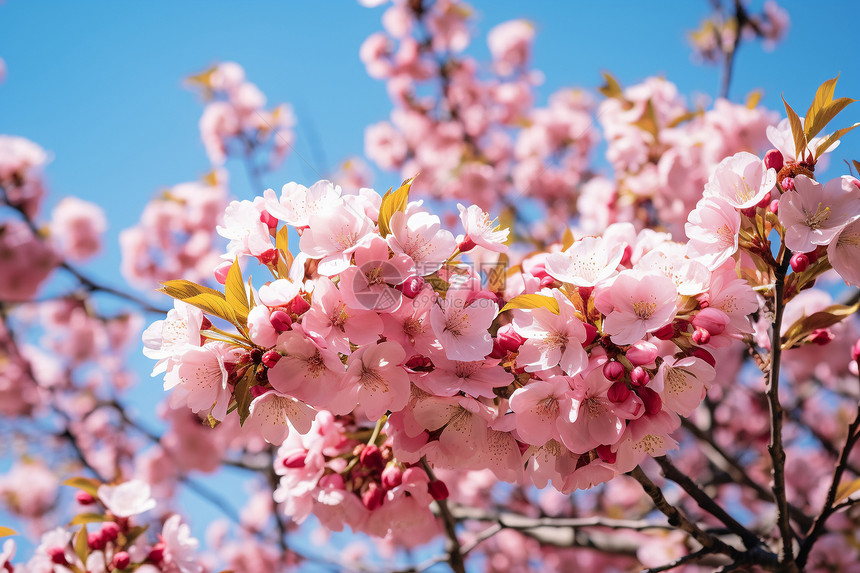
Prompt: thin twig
<box><xmin>421</xmin><ymin>458</ymin><xmax>466</xmax><ymax>573</ymax></box>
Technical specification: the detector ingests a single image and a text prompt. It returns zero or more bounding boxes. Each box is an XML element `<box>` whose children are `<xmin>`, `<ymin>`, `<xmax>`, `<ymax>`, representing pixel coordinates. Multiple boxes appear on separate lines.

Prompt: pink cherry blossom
<box><xmin>387</xmin><ymin>206</ymin><xmax>457</xmax><ymax>275</ymax></box>
<box><xmin>779</xmin><ymin>175</ymin><xmax>860</xmax><ymax>252</ymax></box>
<box><xmin>267</xmin><ymin>330</ymin><xmax>346</xmax><ymax>409</ymax></box>
<box><xmin>457</xmin><ymin>203</ymin><xmax>509</xmax><ymax>252</ymax></box>
<box><xmin>50</xmin><ymin>196</ymin><xmax>107</xmax><ymax>261</ymax></box>
<box><xmin>654</xmin><ymin>356</ymin><xmax>715</xmax><ymax>416</ymax></box>
<box><xmin>703</xmin><ymin>151</ymin><xmax>776</xmax><ymax>209</ymax></box>
<box><xmin>429</xmin><ymin>287</ymin><xmax>496</xmax><ymax>362</ymax></box>
<box><xmin>343</xmin><ymin>340</ymin><xmax>409</xmax><ymax>420</ymax></box>
<box><xmin>299</xmin><ymin>198</ymin><xmax>376</xmax><ymax>276</ymax></box>
<box><xmin>164</xmin><ymin>342</ymin><xmax>238</xmax><ymax>421</ymax></box>
<box><xmin>487</xmin><ymin>20</ymin><xmax>535</xmax><ymax>75</ymax></box>
<box><xmin>544</xmin><ymin>236</ymin><xmax>623</xmax><ymax>287</ymax></box>
<box><xmin>509</xmin><ymin>376</ymin><xmax>572</xmax><ymax>445</ymax></box>
<box><xmin>301</xmin><ymin>276</ymin><xmax>384</xmax><ymax>354</ymax></box>
<box><xmin>160</xmin><ymin>514</ymin><xmax>203</xmax><ymax>573</ymax></box>
<box><xmin>828</xmin><ymin>217</ymin><xmax>860</xmax><ymax>287</ymax></box>
<box><xmin>511</xmin><ymin>290</ymin><xmax>588</xmax><ymax>375</ymax></box>
<box><xmin>245</xmin><ymin>391</ymin><xmax>317</xmax><ymax>445</ymax></box>
<box><xmin>339</xmin><ymin>235</ymin><xmax>414</xmax><ymax>312</ymax></box>
<box><xmin>97</xmin><ymin>480</ymin><xmax>157</xmax><ymax>518</ymax></box>
<box><xmin>142</xmin><ymin>300</ymin><xmax>204</xmax><ymax>376</ymax></box>
<box><xmin>685</xmin><ymin>196</ymin><xmax>741</xmax><ymax>270</ymax></box>
<box><xmin>216</xmin><ymin>199</ymin><xmax>273</xmax><ymax>259</ymax></box>
<box><xmin>264</xmin><ymin>180</ymin><xmax>342</xmax><ymax>228</ymax></box>
<box><xmin>597</xmin><ymin>270</ymin><xmax>678</xmax><ymax>345</ymax></box>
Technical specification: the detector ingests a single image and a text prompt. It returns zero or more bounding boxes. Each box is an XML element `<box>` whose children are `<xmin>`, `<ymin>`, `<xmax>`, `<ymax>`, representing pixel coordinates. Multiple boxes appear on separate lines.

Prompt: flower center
<box><xmin>804</xmin><ymin>202</ymin><xmax>831</xmax><ymax>230</ymax></box>
<box><xmin>632</xmin><ymin>300</ymin><xmax>657</xmax><ymax>320</ymax></box>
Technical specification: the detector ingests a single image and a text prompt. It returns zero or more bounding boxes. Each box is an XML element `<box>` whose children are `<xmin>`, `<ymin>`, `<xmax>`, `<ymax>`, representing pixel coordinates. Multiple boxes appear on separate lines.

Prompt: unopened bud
<box><xmin>764</xmin><ymin>149</ymin><xmax>784</xmax><ymax>173</ymax></box>
<box><xmin>626</xmin><ymin>341</ymin><xmax>658</xmax><ymax>366</ymax></box>
<box><xmin>603</xmin><ymin>360</ymin><xmax>625</xmax><ymax>382</ymax></box>
<box><xmin>269</xmin><ymin>310</ymin><xmax>292</xmax><ymax>333</ymax></box>
<box><xmin>539</xmin><ymin>275</ymin><xmax>557</xmax><ymax>288</ymax></box>
<box><xmin>790</xmin><ymin>252</ymin><xmax>810</xmax><ymax>273</ymax></box>
<box><xmin>769</xmin><ymin>199</ymin><xmax>780</xmax><ymax>214</ymax></box>
<box><xmin>287</xmin><ymin>296</ymin><xmax>311</xmax><ymax>316</ymax></box>
<box><xmin>638</xmin><ymin>387</ymin><xmax>663</xmax><ymax>415</ymax></box>
<box><xmin>741</xmin><ymin>206</ymin><xmax>757</xmax><ymax>218</ymax></box>
<box><xmin>595</xmin><ymin>444</ymin><xmax>616</xmax><ymax>464</ymax></box>
<box><xmin>147</xmin><ymin>543</ymin><xmax>165</xmax><ymax>565</ymax></box>
<box><xmin>112</xmin><ymin>551</ymin><xmax>131</xmax><ymax>570</ymax></box>
<box><xmin>88</xmin><ymin>532</ymin><xmax>106</xmax><ymax>551</ymax></box>
<box><xmin>48</xmin><ymin>547</ymin><xmax>67</xmax><ymax>565</ymax></box>
<box><xmin>692</xmin><ymin>327</ymin><xmax>711</xmax><ymax>345</ymax></box>
<box><xmin>497</xmin><ymin>326</ymin><xmax>525</xmax><ymax>352</ymax></box>
<box><xmin>652</xmin><ymin>323</ymin><xmax>675</xmax><ymax>340</ymax></box>
<box><xmin>781</xmin><ymin>177</ymin><xmax>795</xmax><ymax>191</ymax></box>
<box><xmin>428</xmin><ymin>479</ymin><xmax>449</xmax><ymax>500</ymax></box>
<box><xmin>458</xmin><ymin>236</ymin><xmax>477</xmax><ymax>253</ymax></box>
<box><xmin>361</xmin><ymin>483</ymin><xmax>385</xmax><ymax>510</ymax></box>
<box><xmin>582</xmin><ymin>322</ymin><xmax>599</xmax><ymax>344</ymax></box>
<box><xmin>75</xmin><ymin>491</ymin><xmax>95</xmax><ymax>505</ymax></box>
<box><xmin>630</xmin><ymin>366</ymin><xmax>650</xmax><ymax>387</ymax></box>
<box><xmin>757</xmin><ymin>191</ymin><xmax>772</xmax><ymax>208</ymax></box>
<box><xmin>360</xmin><ymin>444</ymin><xmax>384</xmax><ymax>471</ymax></box>
<box><xmin>405</xmin><ymin>354</ymin><xmax>433</xmax><ymax>370</ymax></box>
<box><xmin>809</xmin><ymin>328</ymin><xmax>835</xmax><ymax>346</ymax></box>
<box><xmin>262</xmin><ymin>349</ymin><xmax>282</xmax><ymax>368</ymax></box>
<box><xmin>381</xmin><ymin>465</ymin><xmax>403</xmax><ymax>489</ymax></box>
<box><xmin>100</xmin><ymin>521</ymin><xmax>120</xmax><ymax>542</ymax></box>
<box><xmin>852</xmin><ymin>338</ymin><xmax>860</xmax><ymax>362</ymax></box>
<box><xmin>489</xmin><ymin>339</ymin><xmax>507</xmax><ymax>359</ymax></box>
<box><xmin>607</xmin><ymin>380</ymin><xmax>631</xmax><ymax>403</ymax></box>
<box><xmin>396</xmin><ymin>275</ymin><xmax>425</xmax><ymax>298</ymax></box>
<box><xmin>214</xmin><ymin>261</ymin><xmax>232</xmax><ymax>285</ymax></box>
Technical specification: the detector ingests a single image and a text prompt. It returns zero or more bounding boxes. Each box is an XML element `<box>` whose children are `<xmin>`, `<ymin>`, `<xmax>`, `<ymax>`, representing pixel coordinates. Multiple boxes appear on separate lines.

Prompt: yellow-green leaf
<box><xmin>225</xmin><ymin>258</ymin><xmax>249</xmax><ymax>323</ymax></box>
<box><xmin>74</xmin><ymin>524</ymin><xmax>89</xmax><ymax>564</ymax></box>
<box><xmin>62</xmin><ymin>477</ymin><xmax>101</xmax><ymax>497</ymax></box>
<box><xmin>746</xmin><ymin>89</ymin><xmax>763</xmax><ymax>110</ymax></box>
<box><xmin>815</xmin><ymin>123</ymin><xmax>860</xmax><ymax>159</ymax></box>
<box><xmin>783</xmin><ymin>95</ymin><xmax>809</xmax><ymax>161</ymax></box>
<box><xmin>500</xmin><ymin>294</ymin><xmax>560</xmax><ymax>315</ymax></box>
<box><xmin>598</xmin><ymin>71</ymin><xmax>624</xmax><ymax>100</ymax></box>
<box><xmin>781</xmin><ymin>301</ymin><xmax>860</xmax><ymax>350</ymax></box>
<box><xmin>0</xmin><ymin>527</ymin><xmax>16</xmax><ymax>537</ymax></box>
<box><xmin>854</xmin><ymin>160</ymin><xmax>860</xmax><ymax>176</ymax></box>
<box><xmin>159</xmin><ymin>280</ymin><xmax>237</xmax><ymax>326</ymax></box>
<box><xmin>378</xmin><ymin>175</ymin><xmax>417</xmax><ymax>237</ymax></box>
<box><xmin>804</xmin><ymin>76</ymin><xmax>856</xmax><ymax>142</ymax></box>
<box><xmin>233</xmin><ymin>368</ymin><xmax>256</xmax><ymax>426</ymax></box>
<box><xmin>632</xmin><ymin>99</ymin><xmax>659</xmax><ymax>142</ymax></box>
<box><xmin>69</xmin><ymin>513</ymin><xmax>108</xmax><ymax>526</ymax></box>
<box><xmin>487</xmin><ymin>253</ymin><xmax>509</xmax><ymax>294</ymax></box>
<box><xmin>561</xmin><ymin>228</ymin><xmax>575</xmax><ymax>251</ymax></box>
<box><xmin>666</xmin><ymin>109</ymin><xmax>703</xmax><ymax>129</ymax></box>
<box><xmin>275</xmin><ymin>225</ymin><xmax>293</xmax><ymax>278</ymax></box>
<box><xmin>835</xmin><ymin>477</ymin><xmax>860</xmax><ymax>504</ymax></box>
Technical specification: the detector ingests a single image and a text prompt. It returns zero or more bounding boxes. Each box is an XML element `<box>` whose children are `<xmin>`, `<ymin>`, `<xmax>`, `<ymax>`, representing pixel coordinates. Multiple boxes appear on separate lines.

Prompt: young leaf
<box><xmin>781</xmin><ymin>301</ymin><xmax>860</xmax><ymax>350</ymax></box>
<box><xmin>745</xmin><ymin>89</ymin><xmax>762</xmax><ymax>110</ymax></box>
<box><xmin>782</xmin><ymin>95</ymin><xmax>809</xmax><ymax>161</ymax></box>
<box><xmin>378</xmin><ymin>175</ymin><xmax>417</xmax><ymax>237</ymax></box>
<box><xmin>275</xmin><ymin>225</ymin><xmax>293</xmax><ymax>277</ymax></box>
<box><xmin>0</xmin><ymin>527</ymin><xmax>16</xmax><ymax>537</ymax></box>
<box><xmin>836</xmin><ymin>478</ymin><xmax>860</xmax><ymax>504</ymax></box>
<box><xmin>233</xmin><ymin>368</ymin><xmax>256</xmax><ymax>426</ymax></box>
<box><xmin>632</xmin><ymin>99</ymin><xmax>659</xmax><ymax>142</ymax></box>
<box><xmin>74</xmin><ymin>524</ymin><xmax>89</xmax><ymax>564</ymax></box>
<box><xmin>815</xmin><ymin>122</ymin><xmax>860</xmax><ymax>159</ymax></box>
<box><xmin>69</xmin><ymin>513</ymin><xmax>108</xmax><ymax>526</ymax></box>
<box><xmin>598</xmin><ymin>71</ymin><xmax>624</xmax><ymax>100</ymax></box>
<box><xmin>804</xmin><ymin>75</ymin><xmax>856</xmax><ymax>142</ymax></box>
<box><xmin>62</xmin><ymin>477</ymin><xmax>101</xmax><ymax>497</ymax></box>
<box><xmin>225</xmin><ymin>258</ymin><xmax>249</xmax><ymax>323</ymax></box>
<box><xmin>561</xmin><ymin>228</ymin><xmax>575</xmax><ymax>251</ymax></box>
<box><xmin>500</xmin><ymin>294</ymin><xmax>560</xmax><ymax>314</ymax></box>
<box><xmin>159</xmin><ymin>280</ymin><xmax>237</xmax><ymax>325</ymax></box>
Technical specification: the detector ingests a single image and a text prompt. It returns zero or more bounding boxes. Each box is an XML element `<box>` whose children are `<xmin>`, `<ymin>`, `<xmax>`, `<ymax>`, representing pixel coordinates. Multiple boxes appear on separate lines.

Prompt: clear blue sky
<box><xmin>1</xmin><ymin>0</ymin><xmax>859</xmax><ymax>565</ymax></box>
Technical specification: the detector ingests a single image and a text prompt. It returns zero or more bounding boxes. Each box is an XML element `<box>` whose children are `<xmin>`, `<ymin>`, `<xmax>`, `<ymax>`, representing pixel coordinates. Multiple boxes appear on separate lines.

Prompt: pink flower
<box><xmin>267</xmin><ymin>331</ymin><xmax>346</xmax><ymax>410</ymax></box>
<box><xmin>613</xmin><ymin>411</ymin><xmax>680</xmax><ymax>473</ymax></box>
<box><xmin>707</xmin><ymin>260</ymin><xmax>759</xmax><ymax>338</ymax></box>
<box><xmin>299</xmin><ymin>199</ymin><xmax>376</xmax><ymax>275</ymax></box>
<box><xmin>339</xmin><ymin>236</ymin><xmax>415</xmax><ymax>312</ymax></box>
<box><xmin>430</xmin><ymin>287</ymin><xmax>496</xmax><ymax>362</ymax></box>
<box><xmin>164</xmin><ymin>342</ymin><xmax>238</xmax><ymax>421</ymax></box>
<box><xmin>301</xmin><ymin>277</ymin><xmax>384</xmax><ymax>354</ymax></box>
<box><xmin>422</xmin><ymin>357</ymin><xmax>510</xmax><ymax>398</ymax></box>
<box><xmin>457</xmin><ymin>204</ymin><xmax>509</xmax><ymax>252</ymax></box>
<box><xmin>653</xmin><ymin>356</ymin><xmax>714</xmax><ymax>416</ymax></box>
<box><xmin>509</xmin><ymin>376</ymin><xmax>573</xmax><ymax>445</ymax></box>
<box><xmin>216</xmin><ymin>199</ymin><xmax>273</xmax><ymax>259</ymax></box>
<box><xmin>703</xmin><ymin>151</ymin><xmax>776</xmax><ymax>209</ymax></box>
<box><xmin>142</xmin><ymin>300</ymin><xmax>204</xmax><ymax>376</ymax></box>
<box><xmin>160</xmin><ymin>514</ymin><xmax>202</xmax><ymax>573</ymax></box>
<box><xmin>597</xmin><ymin>271</ymin><xmax>678</xmax><ymax>345</ymax></box>
<box><xmin>487</xmin><ymin>19</ymin><xmax>535</xmax><ymax>75</ymax></box>
<box><xmin>387</xmin><ymin>207</ymin><xmax>457</xmax><ymax>275</ymax></box>
<box><xmin>828</xmin><ymin>217</ymin><xmax>860</xmax><ymax>286</ymax></box>
<box><xmin>264</xmin><ymin>180</ymin><xmax>342</xmax><ymax>228</ymax></box>
<box><xmin>779</xmin><ymin>175</ymin><xmax>860</xmax><ymax>252</ymax></box>
<box><xmin>381</xmin><ymin>283</ymin><xmax>439</xmax><ymax>356</ymax></box>
<box><xmin>544</xmin><ymin>236</ymin><xmax>623</xmax><ymax>287</ymax></box>
<box><xmin>512</xmin><ymin>290</ymin><xmax>588</xmax><ymax>375</ymax></box>
<box><xmin>343</xmin><ymin>341</ymin><xmax>409</xmax><ymax>419</ymax></box>
<box><xmin>97</xmin><ymin>480</ymin><xmax>157</xmax><ymax>518</ymax></box>
<box><xmin>685</xmin><ymin>196</ymin><xmax>741</xmax><ymax>270</ymax></box>
<box><xmin>412</xmin><ymin>396</ymin><xmax>493</xmax><ymax>464</ymax></box>
<box><xmin>245</xmin><ymin>391</ymin><xmax>317</xmax><ymax>445</ymax></box>
<box><xmin>50</xmin><ymin>197</ymin><xmax>107</xmax><ymax>261</ymax></box>
<box><xmin>365</xmin><ymin>122</ymin><xmax>408</xmax><ymax>169</ymax></box>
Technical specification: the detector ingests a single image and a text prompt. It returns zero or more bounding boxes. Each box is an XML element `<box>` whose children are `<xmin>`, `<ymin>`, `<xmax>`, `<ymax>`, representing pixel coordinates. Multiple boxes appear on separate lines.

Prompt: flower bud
<box><xmin>809</xmin><ymin>328</ymin><xmax>834</xmax><ymax>346</ymax></box>
<box><xmin>578</xmin><ymin>286</ymin><xmax>594</xmax><ymax>301</ymax></box>
<box><xmin>692</xmin><ymin>327</ymin><xmax>711</xmax><ymax>345</ymax></box>
<box><xmin>781</xmin><ymin>177</ymin><xmax>795</xmax><ymax>191</ymax></box>
<box><xmin>100</xmin><ymin>521</ymin><xmax>120</xmax><ymax>542</ymax></box>
<box><xmin>48</xmin><ymin>547</ymin><xmax>68</xmax><ymax>565</ymax></box>
<box><xmin>88</xmin><ymin>531</ymin><xmax>106</xmax><ymax>551</ymax></box>
<box><xmin>361</xmin><ymin>483</ymin><xmax>385</xmax><ymax>511</ymax></box>
<box><xmin>692</xmin><ymin>307</ymin><xmax>729</xmax><ymax>336</ymax></box>
<box><xmin>147</xmin><ymin>543</ymin><xmax>165</xmax><ymax>565</ymax></box>
<box><xmin>630</xmin><ymin>366</ymin><xmax>650</xmax><ymax>387</ymax></box>
<box><xmin>652</xmin><ymin>323</ymin><xmax>675</xmax><ymax>340</ymax></box>
<box><xmin>489</xmin><ymin>338</ymin><xmax>507</xmax><ymax>359</ymax></box>
<box><xmin>360</xmin><ymin>444</ymin><xmax>385</xmax><ymax>471</ymax></box>
<box><xmin>539</xmin><ymin>275</ymin><xmax>557</xmax><ymax>289</ymax></box>
<box><xmin>638</xmin><ymin>387</ymin><xmax>663</xmax><ymax>415</ymax></box>
<box><xmin>214</xmin><ymin>260</ymin><xmax>232</xmax><ymax>285</ymax></box>
<box><xmin>76</xmin><ymin>491</ymin><xmax>95</xmax><ymax>505</ymax></box>
<box><xmin>853</xmin><ymin>338</ymin><xmax>860</xmax><ymax>362</ymax></box>
<box><xmin>769</xmin><ymin>199</ymin><xmax>780</xmax><ymax>214</ymax></box>
<box><xmin>740</xmin><ymin>206</ymin><xmax>757</xmax><ymax>218</ymax></box>
<box><xmin>790</xmin><ymin>252</ymin><xmax>809</xmax><ymax>273</ymax></box>
<box><xmin>607</xmin><ymin>380</ymin><xmax>631</xmax><ymax>403</ymax></box>
<box><xmin>396</xmin><ymin>275</ymin><xmax>425</xmax><ymax>298</ymax></box>
<box><xmin>807</xmin><ymin>248</ymin><xmax>820</xmax><ymax>263</ymax></box>
<box><xmin>595</xmin><ymin>444</ymin><xmax>616</xmax><ymax>464</ymax></box>
<box><xmin>381</xmin><ymin>464</ymin><xmax>403</xmax><ymax>490</ymax></box>
<box><xmin>626</xmin><ymin>341</ymin><xmax>658</xmax><ymax>366</ymax></box>
<box><xmin>261</xmin><ymin>350</ymin><xmax>282</xmax><ymax>368</ymax></box>
<box><xmin>258</xmin><ymin>248</ymin><xmax>278</xmax><ymax>266</ymax></box>
<box><xmin>603</xmin><ymin>360</ymin><xmax>625</xmax><ymax>382</ymax></box>
<box><xmin>259</xmin><ymin>210</ymin><xmax>278</xmax><ymax>229</ymax></box>
<box><xmin>250</xmin><ymin>348</ymin><xmax>263</xmax><ymax>363</ymax></box>
<box><xmin>269</xmin><ymin>310</ymin><xmax>293</xmax><ymax>333</ymax></box>
<box><xmin>287</xmin><ymin>296</ymin><xmax>311</xmax><ymax>316</ymax></box>
<box><xmin>112</xmin><ymin>551</ymin><xmax>131</xmax><ymax>569</ymax></box>
<box><xmin>282</xmin><ymin>449</ymin><xmax>307</xmax><ymax>469</ymax></box>
<box><xmin>764</xmin><ymin>149</ymin><xmax>784</xmax><ymax>173</ymax></box>
<box><xmin>428</xmin><ymin>479</ymin><xmax>449</xmax><ymax>501</ymax></box>
<box><xmin>497</xmin><ymin>325</ymin><xmax>525</xmax><ymax>352</ymax></box>
<box><xmin>690</xmin><ymin>348</ymin><xmax>716</xmax><ymax>367</ymax></box>
<box><xmin>405</xmin><ymin>354</ymin><xmax>433</xmax><ymax>370</ymax></box>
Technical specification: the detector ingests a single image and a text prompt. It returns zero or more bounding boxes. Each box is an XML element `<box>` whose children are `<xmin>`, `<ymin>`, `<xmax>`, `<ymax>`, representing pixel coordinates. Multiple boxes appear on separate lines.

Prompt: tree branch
<box><xmin>421</xmin><ymin>458</ymin><xmax>466</xmax><ymax>573</ymax></box>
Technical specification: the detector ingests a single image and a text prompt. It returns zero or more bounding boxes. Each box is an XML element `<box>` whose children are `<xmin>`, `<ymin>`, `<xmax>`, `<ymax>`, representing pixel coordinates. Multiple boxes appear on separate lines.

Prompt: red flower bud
<box><xmin>48</xmin><ymin>547</ymin><xmax>68</xmax><ymax>565</ymax></box>
<box><xmin>381</xmin><ymin>465</ymin><xmax>404</xmax><ymax>490</ymax></box>
<box><xmin>769</xmin><ymin>199</ymin><xmax>780</xmax><ymax>214</ymax></box>
<box><xmin>607</xmin><ymin>380</ymin><xmax>631</xmax><ymax>403</ymax></box>
<box><xmin>603</xmin><ymin>360</ymin><xmax>625</xmax><ymax>382</ymax></box>
<box><xmin>261</xmin><ymin>349</ymin><xmax>282</xmax><ymax>368</ymax></box>
<box><xmin>87</xmin><ymin>532</ymin><xmax>106</xmax><ymax>551</ymax></box>
<box><xmin>539</xmin><ymin>275</ymin><xmax>557</xmax><ymax>289</ymax></box>
<box><xmin>790</xmin><ymin>252</ymin><xmax>810</xmax><ymax>273</ymax></box>
<box><xmin>269</xmin><ymin>310</ymin><xmax>293</xmax><ymax>333</ymax></box>
<box><xmin>361</xmin><ymin>483</ymin><xmax>385</xmax><ymax>511</ymax></box>
<box><xmin>781</xmin><ymin>177</ymin><xmax>795</xmax><ymax>191</ymax></box>
<box><xmin>578</xmin><ymin>286</ymin><xmax>594</xmax><ymax>301</ymax></box>
<box><xmin>595</xmin><ymin>444</ymin><xmax>616</xmax><ymax>464</ymax></box>
<box><xmin>75</xmin><ymin>491</ymin><xmax>95</xmax><ymax>505</ymax></box>
<box><xmin>259</xmin><ymin>210</ymin><xmax>278</xmax><ymax>229</ymax></box>
<box><xmin>396</xmin><ymin>275</ymin><xmax>425</xmax><ymax>298</ymax></box>
<box><xmin>458</xmin><ymin>236</ymin><xmax>477</xmax><ymax>252</ymax></box>
<box><xmin>630</xmin><ymin>366</ymin><xmax>650</xmax><ymax>387</ymax></box>
<box><xmin>652</xmin><ymin>323</ymin><xmax>675</xmax><ymax>340</ymax></box>
<box><xmin>853</xmin><ymin>338</ymin><xmax>860</xmax><ymax>362</ymax></box>
<box><xmin>147</xmin><ymin>543</ymin><xmax>165</xmax><ymax>565</ymax></box>
<box><xmin>764</xmin><ymin>149</ymin><xmax>784</xmax><ymax>173</ymax></box>
<box><xmin>112</xmin><ymin>551</ymin><xmax>131</xmax><ymax>570</ymax></box>
<box><xmin>282</xmin><ymin>450</ymin><xmax>307</xmax><ymax>469</ymax></box>
<box><xmin>626</xmin><ymin>341</ymin><xmax>658</xmax><ymax>366</ymax></box>
<box><xmin>258</xmin><ymin>248</ymin><xmax>279</xmax><ymax>266</ymax></box>
<box><xmin>250</xmin><ymin>348</ymin><xmax>263</xmax><ymax>363</ymax></box>
<box><xmin>214</xmin><ymin>261</ymin><xmax>231</xmax><ymax>285</ymax></box>
<box><xmin>428</xmin><ymin>479</ymin><xmax>449</xmax><ymax>501</ymax></box>
<box><xmin>740</xmin><ymin>206</ymin><xmax>757</xmax><ymax>218</ymax></box>
<box><xmin>497</xmin><ymin>326</ymin><xmax>526</xmax><ymax>352</ymax></box>
<box><xmin>287</xmin><ymin>296</ymin><xmax>311</xmax><ymax>316</ymax></box>
<box><xmin>489</xmin><ymin>338</ymin><xmax>507</xmax><ymax>359</ymax></box>
<box><xmin>100</xmin><ymin>521</ymin><xmax>120</xmax><ymax>542</ymax></box>
<box><xmin>692</xmin><ymin>327</ymin><xmax>711</xmax><ymax>345</ymax></box>
<box><xmin>582</xmin><ymin>322</ymin><xmax>599</xmax><ymax>344</ymax></box>
<box><xmin>359</xmin><ymin>444</ymin><xmax>385</xmax><ymax>471</ymax></box>
<box><xmin>757</xmin><ymin>191</ymin><xmax>772</xmax><ymax>209</ymax></box>
<box><xmin>809</xmin><ymin>328</ymin><xmax>834</xmax><ymax>346</ymax></box>
<box><xmin>405</xmin><ymin>354</ymin><xmax>433</xmax><ymax>370</ymax></box>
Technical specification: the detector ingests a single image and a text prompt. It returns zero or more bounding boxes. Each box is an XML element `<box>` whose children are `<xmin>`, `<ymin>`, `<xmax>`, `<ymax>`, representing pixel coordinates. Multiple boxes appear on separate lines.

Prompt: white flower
<box><xmin>161</xmin><ymin>515</ymin><xmax>203</xmax><ymax>573</ymax></box>
<box><xmin>97</xmin><ymin>480</ymin><xmax>157</xmax><ymax>518</ymax></box>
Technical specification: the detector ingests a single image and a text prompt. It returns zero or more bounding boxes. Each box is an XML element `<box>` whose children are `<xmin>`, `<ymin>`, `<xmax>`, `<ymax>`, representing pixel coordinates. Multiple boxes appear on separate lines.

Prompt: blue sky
<box><xmin>1</xmin><ymin>0</ymin><xmax>859</xmax><ymax>564</ymax></box>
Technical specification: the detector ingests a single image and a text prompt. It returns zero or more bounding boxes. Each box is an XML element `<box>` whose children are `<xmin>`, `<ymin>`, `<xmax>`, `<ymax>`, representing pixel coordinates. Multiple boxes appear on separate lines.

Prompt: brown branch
<box><xmin>421</xmin><ymin>458</ymin><xmax>466</xmax><ymax>573</ymax></box>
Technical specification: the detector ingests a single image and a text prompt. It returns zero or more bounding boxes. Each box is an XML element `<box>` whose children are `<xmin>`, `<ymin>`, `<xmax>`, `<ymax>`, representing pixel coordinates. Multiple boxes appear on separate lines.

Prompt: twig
<box><xmin>421</xmin><ymin>458</ymin><xmax>466</xmax><ymax>573</ymax></box>
<box><xmin>642</xmin><ymin>547</ymin><xmax>716</xmax><ymax>573</ymax></box>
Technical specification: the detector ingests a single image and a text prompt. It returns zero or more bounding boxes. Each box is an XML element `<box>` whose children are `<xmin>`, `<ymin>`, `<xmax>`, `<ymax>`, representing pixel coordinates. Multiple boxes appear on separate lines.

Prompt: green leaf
<box><xmin>815</xmin><ymin>123</ymin><xmax>860</xmax><ymax>159</ymax></box>
<box><xmin>233</xmin><ymin>368</ymin><xmax>256</xmax><ymax>426</ymax></box>
<box><xmin>781</xmin><ymin>301</ymin><xmax>860</xmax><ymax>350</ymax></box>
<box><xmin>783</xmin><ymin>95</ymin><xmax>809</xmax><ymax>161</ymax></box>
<box><xmin>74</xmin><ymin>524</ymin><xmax>89</xmax><ymax>564</ymax></box>
<box><xmin>835</xmin><ymin>477</ymin><xmax>860</xmax><ymax>504</ymax></box>
<box><xmin>0</xmin><ymin>527</ymin><xmax>16</xmax><ymax>537</ymax></box>
<box><xmin>69</xmin><ymin>513</ymin><xmax>108</xmax><ymax>526</ymax></box>
<box><xmin>225</xmin><ymin>258</ymin><xmax>249</xmax><ymax>324</ymax></box>
<box><xmin>598</xmin><ymin>71</ymin><xmax>624</xmax><ymax>100</ymax></box>
<box><xmin>378</xmin><ymin>175</ymin><xmax>416</xmax><ymax>237</ymax></box>
<box><xmin>158</xmin><ymin>280</ymin><xmax>237</xmax><ymax>326</ymax></box>
<box><xmin>500</xmin><ymin>294</ymin><xmax>560</xmax><ymax>315</ymax></box>
<box><xmin>62</xmin><ymin>477</ymin><xmax>101</xmax><ymax>497</ymax></box>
